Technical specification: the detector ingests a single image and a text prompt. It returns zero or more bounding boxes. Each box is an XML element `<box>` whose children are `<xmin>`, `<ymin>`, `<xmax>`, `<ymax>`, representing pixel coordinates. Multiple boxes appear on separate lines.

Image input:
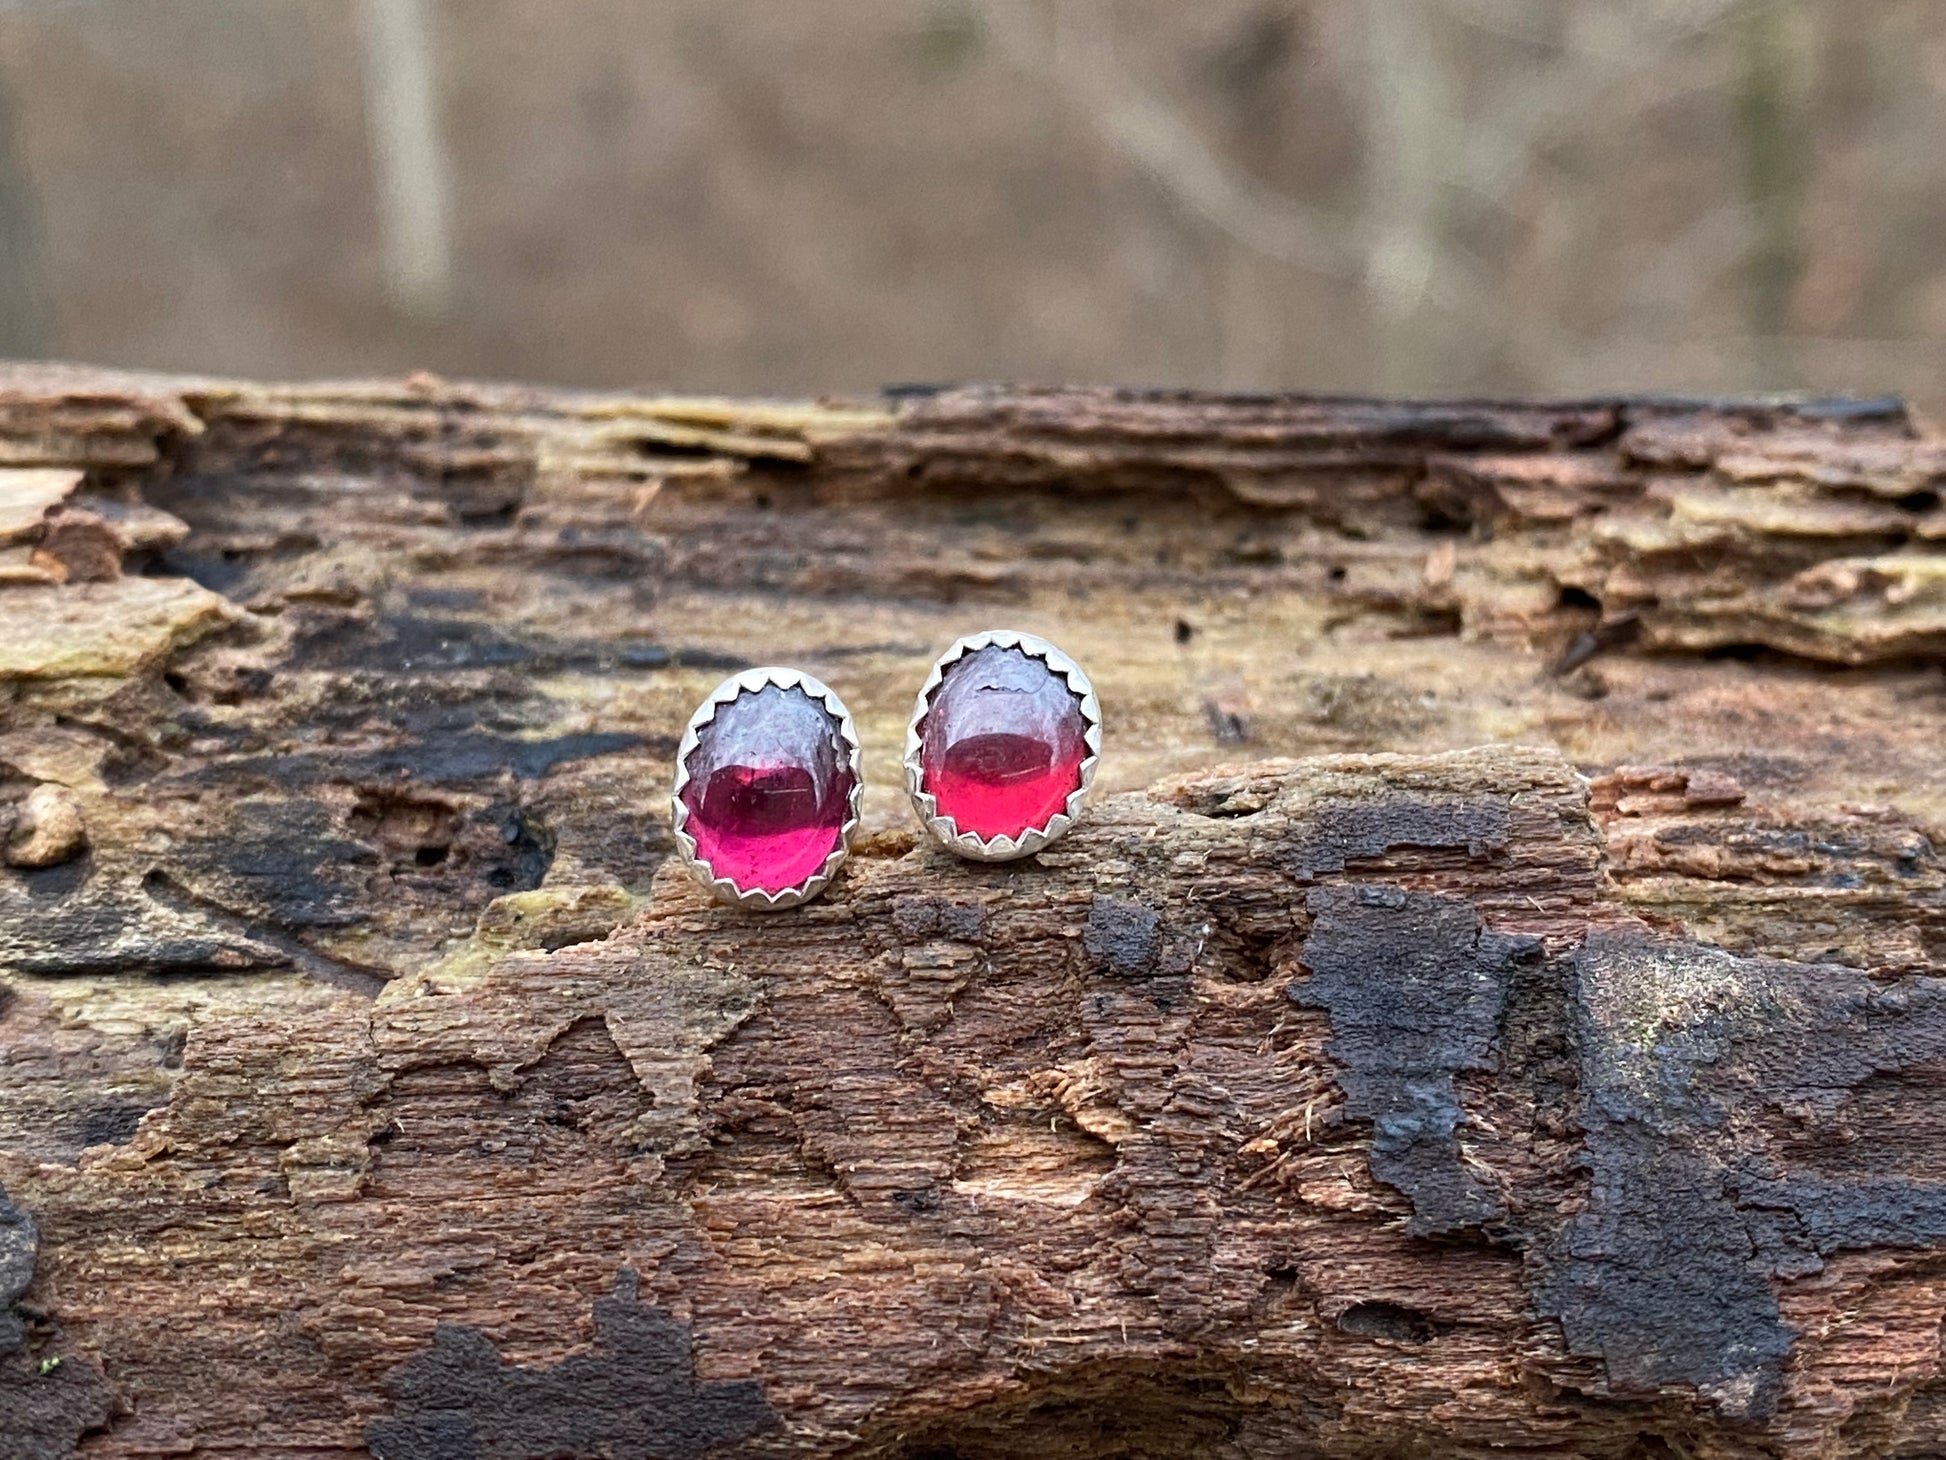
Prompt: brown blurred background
<box><xmin>0</xmin><ymin>0</ymin><xmax>1939</xmax><ymax>413</ymax></box>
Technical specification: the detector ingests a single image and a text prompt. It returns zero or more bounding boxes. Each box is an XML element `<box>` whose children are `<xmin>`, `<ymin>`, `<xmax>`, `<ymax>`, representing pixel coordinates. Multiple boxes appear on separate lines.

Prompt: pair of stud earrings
<box><xmin>670</xmin><ymin>630</ymin><xmax>1102</xmax><ymax>910</ymax></box>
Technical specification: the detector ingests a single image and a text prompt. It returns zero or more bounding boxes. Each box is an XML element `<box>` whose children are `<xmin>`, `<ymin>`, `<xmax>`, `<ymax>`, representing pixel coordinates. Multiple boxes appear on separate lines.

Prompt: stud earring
<box><xmin>672</xmin><ymin>668</ymin><xmax>862</xmax><ymax>909</ymax></box>
<box><xmin>905</xmin><ymin>630</ymin><xmax>1101</xmax><ymax>861</ymax></box>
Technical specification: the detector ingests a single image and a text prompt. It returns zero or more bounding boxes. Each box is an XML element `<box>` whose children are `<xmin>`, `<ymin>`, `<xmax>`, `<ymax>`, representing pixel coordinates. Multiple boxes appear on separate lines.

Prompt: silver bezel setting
<box><xmin>904</xmin><ymin>629</ymin><xmax>1102</xmax><ymax>863</ymax></box>
<box><xmin>671</xmin><ymin>667</ymin><xmax>863</xmax><ymax>910</ymax></box>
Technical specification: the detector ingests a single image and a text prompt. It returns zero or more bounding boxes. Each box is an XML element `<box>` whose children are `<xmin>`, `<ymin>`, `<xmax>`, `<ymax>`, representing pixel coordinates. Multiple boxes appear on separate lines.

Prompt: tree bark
<box><xmin>2</xmin><ymin>367</ymin><xmax>1945</xmax><ymax>1458</ymax></box>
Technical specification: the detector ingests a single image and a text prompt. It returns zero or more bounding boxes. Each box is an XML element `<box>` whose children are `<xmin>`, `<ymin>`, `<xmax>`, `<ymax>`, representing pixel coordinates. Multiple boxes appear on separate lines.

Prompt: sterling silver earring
<box><xmin>904</xmin><ymin>630</ymin><xmax>1101</xmax><ymax>862</ymax></box>
<box><xmin>672</xmin><ymin>668</ymin><xmax>862</xmax><ymax>909</ymax></box>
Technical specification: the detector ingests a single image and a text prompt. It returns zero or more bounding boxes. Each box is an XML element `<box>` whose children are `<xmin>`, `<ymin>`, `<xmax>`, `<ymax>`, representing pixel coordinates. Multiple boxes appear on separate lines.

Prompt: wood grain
<box><xmin>2</xmin><ymin>368</ymin><xmax>1945</xmax><ymax>1457</ymax></box>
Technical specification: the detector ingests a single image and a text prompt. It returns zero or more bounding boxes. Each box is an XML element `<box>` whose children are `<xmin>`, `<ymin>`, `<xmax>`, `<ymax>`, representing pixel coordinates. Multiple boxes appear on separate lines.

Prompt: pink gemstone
<box><xmin>919</xmin><ymin>644</ymin><xmax>1088</xmax><ymax>842</ymax></box>
<box><xmin>680</xmin><ymin>684</ymin><xmax>854</xmax><ymax>894</ymax></box>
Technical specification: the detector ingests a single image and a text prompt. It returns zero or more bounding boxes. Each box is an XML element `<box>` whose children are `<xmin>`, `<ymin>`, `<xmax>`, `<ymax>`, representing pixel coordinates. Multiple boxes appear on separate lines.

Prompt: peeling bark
<box><xmin>2</xmin><ymin>369</ymin><xmax>1946</xmax><ymax>1456</ymax></box>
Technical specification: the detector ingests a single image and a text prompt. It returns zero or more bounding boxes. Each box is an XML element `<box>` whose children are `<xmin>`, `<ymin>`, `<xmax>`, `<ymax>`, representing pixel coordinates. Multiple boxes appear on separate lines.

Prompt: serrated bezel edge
<box><xmin>903</xmin><ymin>630</ymin><xmax>1101</xmax><ymax>863</ymax></box>
<box><xmin>670</xmin><ymin>667</ymin><xmax>864</xmax><ymax>910</ymax></box>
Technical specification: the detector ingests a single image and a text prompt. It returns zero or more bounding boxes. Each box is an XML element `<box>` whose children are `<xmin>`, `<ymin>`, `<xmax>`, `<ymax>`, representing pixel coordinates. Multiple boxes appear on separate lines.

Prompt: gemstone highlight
<box><xmin>679</xmin><ymin>683</ymin><xmax>854</xmax><ymax>895</ymax></box>
<box><xmin>919</xmin><ymin>644</ymin><xmax>1088</xmax><ymax>842</ymax></box>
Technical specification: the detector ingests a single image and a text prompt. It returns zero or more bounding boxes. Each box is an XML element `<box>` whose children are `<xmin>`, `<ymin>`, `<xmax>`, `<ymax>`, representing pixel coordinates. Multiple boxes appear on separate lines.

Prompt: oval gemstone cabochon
<box><xmin>919</xmin><ymin>643</ymin><xmax>1088</xmax><ymax>841</ymax></box>
<box><xmin>680</xmin><ymin>682</ymin><xmax>855</xmax><ymax>893</ymax></box>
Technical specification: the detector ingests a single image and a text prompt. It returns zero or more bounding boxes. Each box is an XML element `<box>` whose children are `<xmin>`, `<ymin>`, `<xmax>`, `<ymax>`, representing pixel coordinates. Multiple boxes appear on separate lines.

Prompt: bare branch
<box><xmin>1456</xmin><ymin>0</ymin><xmax>1744</xmax><ymax>206</ymax></box>
<box><xmin>978</xmin><ymin>0</ymin><xmax>1358</xmax><ymax>277</ymax></box>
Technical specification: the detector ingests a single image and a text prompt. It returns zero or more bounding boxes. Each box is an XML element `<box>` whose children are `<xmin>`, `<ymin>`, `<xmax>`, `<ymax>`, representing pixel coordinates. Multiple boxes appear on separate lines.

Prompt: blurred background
<box><xmin>0</xmin><ymin>0</ymin><xmax>1939</xmax><ymax>414</ymax></box>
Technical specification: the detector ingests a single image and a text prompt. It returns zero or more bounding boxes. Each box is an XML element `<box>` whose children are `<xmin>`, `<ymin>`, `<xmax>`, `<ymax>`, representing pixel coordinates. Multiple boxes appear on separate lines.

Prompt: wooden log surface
<box><xmin>2</xmin><ymin>366</ymin><xmax>1946</xmax><ymax>1457</ymax></box>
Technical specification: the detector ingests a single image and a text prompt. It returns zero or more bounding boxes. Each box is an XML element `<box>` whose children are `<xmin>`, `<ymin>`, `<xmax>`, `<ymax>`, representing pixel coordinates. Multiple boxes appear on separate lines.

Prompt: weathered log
<box><xmin>2</xmin><ymin>368</ymin><xmax>1945</xmax><ymax>1457</ymax></box>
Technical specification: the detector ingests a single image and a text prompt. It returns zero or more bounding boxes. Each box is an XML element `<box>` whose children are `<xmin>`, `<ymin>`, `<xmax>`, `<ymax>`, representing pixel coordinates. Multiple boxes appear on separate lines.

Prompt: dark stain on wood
<box><xmin>364</xmin><ymin>1270</ymin><xmax>777</xmax><ymax>1460</ymax></box>
<box><xmin>1083</xmin><ymin>895</ymin><xmax>1163</xmax><ymax>978</ymax></box>
<box><xmin>0</xmin><ymin>1186</ymin><xmax>116</xmax><ymax>1458</ymax></box>
<box><xmin>0</xmin><ymin>1187</ymin><xmax>34</xmax><ymax>1323</ymax></box>
<box><xmin>1534</xmin><ymin>934</ymin><xmax>1946</xmax><ymax>1422</ymax></box>
<box><xmin>1277</xmin><ymin>796</ymin><xmax>1511</xmax><ymax>880</ymax></box>
<box><xmin>1291</xmin><ymin>885</ymin><xmax>1536</xmax><ymax>1235</ymax></box>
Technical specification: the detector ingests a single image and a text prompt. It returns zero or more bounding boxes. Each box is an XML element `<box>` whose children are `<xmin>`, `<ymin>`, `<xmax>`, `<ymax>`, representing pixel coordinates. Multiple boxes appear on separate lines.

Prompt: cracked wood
<box><xmin>2</xmin><ymin>368</ymin><xmax>1945</xmax><ymax>1457</ymax></box>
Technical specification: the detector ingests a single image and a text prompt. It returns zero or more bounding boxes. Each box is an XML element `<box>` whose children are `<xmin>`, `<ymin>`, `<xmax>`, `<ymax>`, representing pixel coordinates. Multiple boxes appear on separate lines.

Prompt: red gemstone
<box><xmin>919</xmin><ymin>644</ymin><xmax>1088</xmax><ymax>841</ymax></box>
<box><xmin>680</xmin><ymin>684</ymin><xmax>854</xmax><ymax>894</ymax></box>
